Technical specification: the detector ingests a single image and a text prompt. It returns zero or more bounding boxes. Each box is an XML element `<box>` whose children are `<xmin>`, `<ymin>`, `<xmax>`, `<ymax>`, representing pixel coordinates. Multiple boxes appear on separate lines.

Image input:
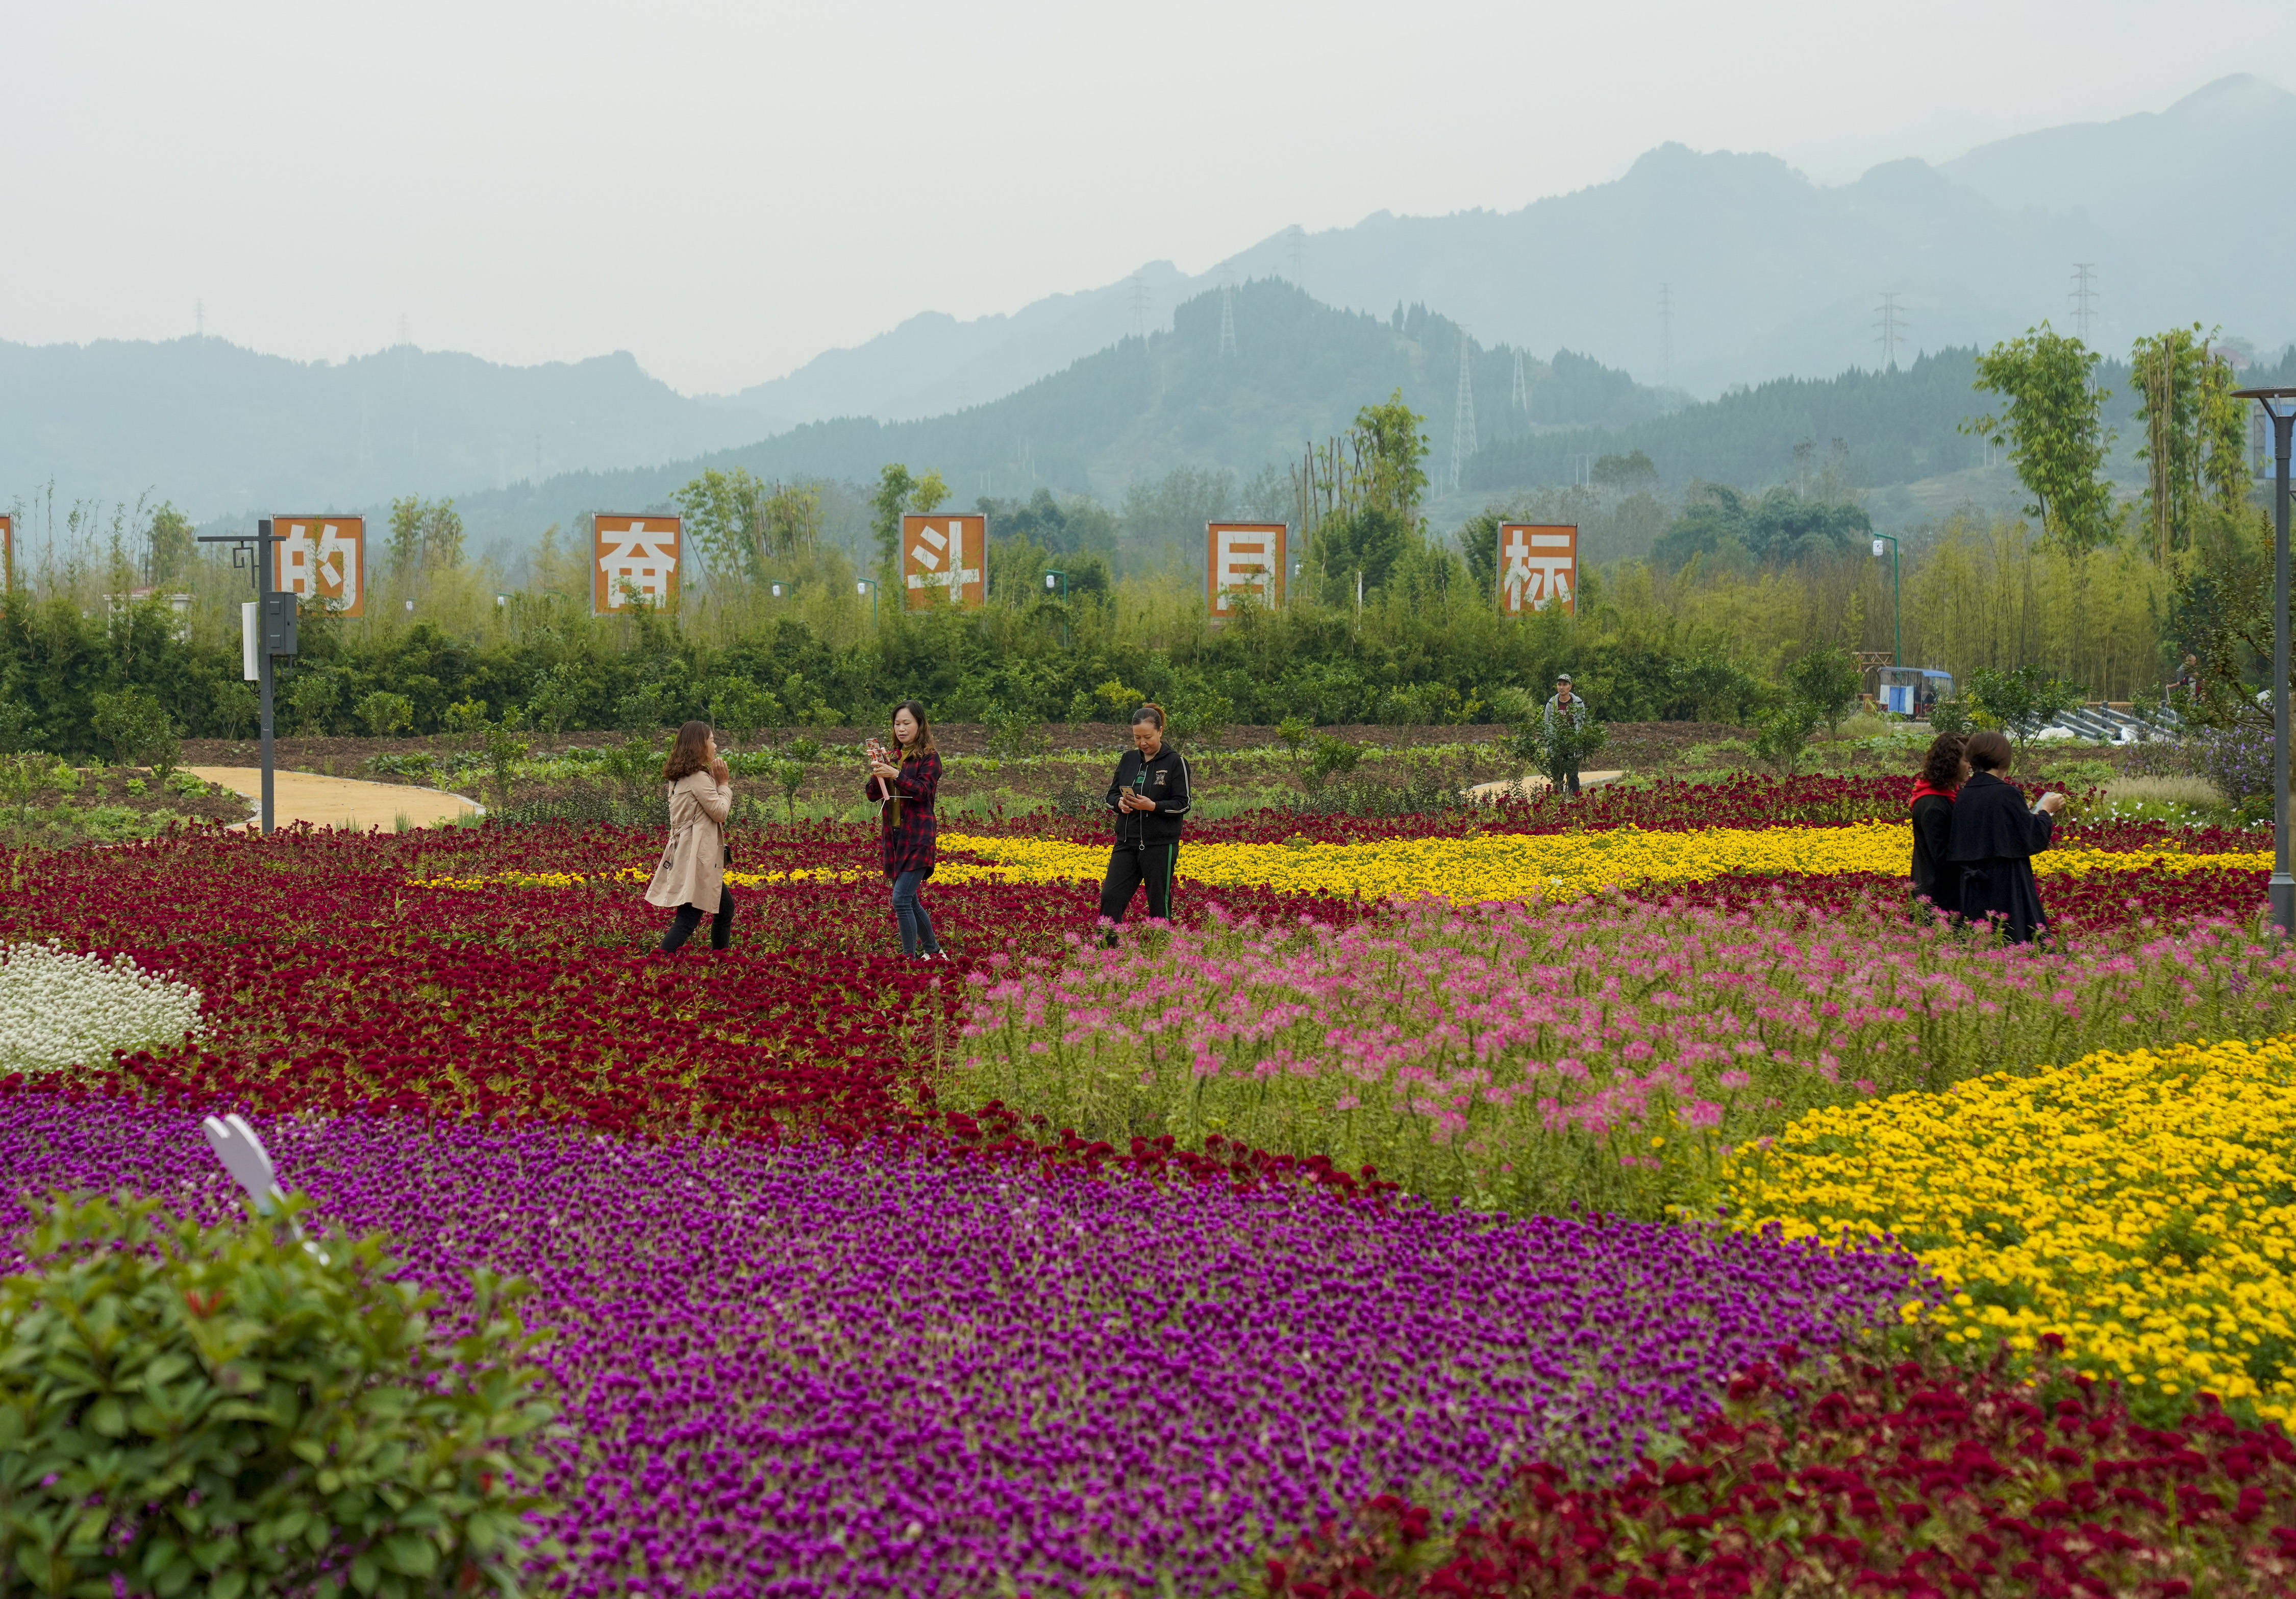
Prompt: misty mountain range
<box><xmin>4</xmin><ymin>74</ymin><xmax>2290</xmax><ymax>531</ymax></box>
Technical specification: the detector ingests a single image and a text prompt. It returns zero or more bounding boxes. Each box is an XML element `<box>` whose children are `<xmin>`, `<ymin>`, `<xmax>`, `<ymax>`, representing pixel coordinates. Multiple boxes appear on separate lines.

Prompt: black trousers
<box><xmin>1097</xmin><ymin>842</ymin><xmax>1178</xmax><ymax>928</ymax></box>
<box><xmin>661</xmin><ymin>884</ymin><xmax>737</xmax><ymax>952</ymax></box>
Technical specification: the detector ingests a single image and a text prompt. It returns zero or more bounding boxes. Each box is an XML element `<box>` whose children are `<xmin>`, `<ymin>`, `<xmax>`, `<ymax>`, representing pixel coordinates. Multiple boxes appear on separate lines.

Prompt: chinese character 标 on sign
<box><xmin>1499</xmin><ymin>523</ymin><xmax>1577</xmax><ymax>616</ymax></box>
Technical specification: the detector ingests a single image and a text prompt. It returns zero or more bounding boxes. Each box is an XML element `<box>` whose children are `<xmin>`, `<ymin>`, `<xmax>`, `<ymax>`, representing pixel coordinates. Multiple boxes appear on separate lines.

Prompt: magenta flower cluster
<box><xmin>1</xmin><ymin>1095</ymin><xmax>1921</xmax><ymax>1596</ymax></box>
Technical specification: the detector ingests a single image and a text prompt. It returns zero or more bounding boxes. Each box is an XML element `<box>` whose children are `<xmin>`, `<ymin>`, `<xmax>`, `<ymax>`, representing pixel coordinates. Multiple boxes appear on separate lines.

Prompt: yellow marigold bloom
<box><xmin>1725</xmin><ymin>1034</ymin><xmax>2296</xmax><ymax>1425</ymax></box>
<box><xmin>929</xmin><ymin>828</ymin><xmax>2269</xmax><ymax>903</ymax></box>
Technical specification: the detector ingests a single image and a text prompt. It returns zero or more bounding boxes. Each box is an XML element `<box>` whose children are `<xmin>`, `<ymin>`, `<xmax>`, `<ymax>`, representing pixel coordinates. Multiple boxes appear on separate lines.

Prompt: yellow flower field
<box><xmin>410</xmin><ymin>826</ymin><xmax>2269</xmax><ymax>903</ymax></box>
<box><xmin>924</xmin><ymin>828</ymin><xmax>2268</xmax><ymax>904</ymax></box>
<box><xmin>1724</xmin><ymin>1034</ymin><xmax>2296</xmax><ymax>1424</ymax></box>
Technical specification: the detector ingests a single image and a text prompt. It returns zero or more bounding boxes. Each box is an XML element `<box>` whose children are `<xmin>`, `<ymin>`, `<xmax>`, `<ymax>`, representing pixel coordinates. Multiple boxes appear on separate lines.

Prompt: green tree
<box><xmin>1786</xmin><ymin>645</ymin><xmax>1862</xmax><ymax>739</ymax></box>
<box><xmin>673</xmin><ymin>466</ymin><xmax>770</xmax><ymax>582</ymax></box>
<box><xmin>144</xmin><ymin>502</ymin><xmax>196</xmax><ymax>588</ymax></box>
<box><xmin>386</xmin><ymin>496</ymin><xmax>466</xmax><ymax>575</ymax></box>
<box><xmin>1966</xmin><ymin>664</ymin><xmax>2086</xmax><ymax>750</ymax></box>
<box><xmin>870</xmin><ymin>464</ymin><xmax>916</xmax><ymax>573</ymax></box>
<box><xmin>1965</xmin><ymin>325</ymin><xmax>2117</xmax><ymax>555</ymax></box>
<box><xmin>2131</xmin><ymin>324</ymin><xmax>2214</xmax><ymax>561</ymax></box>
<box><xmin>90</xmin><ymin>687</ymin><xmax>180</xmax><ymax>778</ymax></box>
<box><xmin>356</xmin><ymin>690</ymin><xmax>414</xmax><ymax>739</ymax></box>
<box><xmin>1354</xmin><ymin>388</ymin><xmax>1429</xmax><ymax>520</ymax></box>
<box><xmin>707</xmin><ymin>677</ymin><xmax>782</xmax><ymax>746</ymax></box>
<box><xmin>868</xmin><ymin>465</ymin><xmax>952</xmax><ymax>578</ymax></box>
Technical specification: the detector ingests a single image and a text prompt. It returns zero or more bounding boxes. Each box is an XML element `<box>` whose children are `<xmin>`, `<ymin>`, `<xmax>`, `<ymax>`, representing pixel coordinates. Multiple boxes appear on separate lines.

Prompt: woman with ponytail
<box><xmin>864</xmin><ymin>700</ymin><xmax>945</xmax><ymax>959</ymax></box>
<box><xmin>1096</xmin><ymin>702</ymin><xmax>1191</xmax><ymax>944</ymax></box>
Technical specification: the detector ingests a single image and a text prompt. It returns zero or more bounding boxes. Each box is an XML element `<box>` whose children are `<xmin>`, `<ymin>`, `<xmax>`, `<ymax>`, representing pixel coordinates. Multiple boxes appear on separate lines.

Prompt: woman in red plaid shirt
<box><xmin>864</xmin><ymin>699</ymin><xmax>945</xmax><ymax>959</ymax></box>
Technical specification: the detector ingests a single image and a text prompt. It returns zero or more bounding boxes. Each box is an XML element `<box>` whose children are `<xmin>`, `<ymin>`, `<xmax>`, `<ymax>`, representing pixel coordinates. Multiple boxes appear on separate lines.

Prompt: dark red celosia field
<box><xmin>0</xmin><ymin>803</ymin><xmax>2270</xmax><ymax>1141</ymax></box>
<box><xmin>0</xmin><ymin>823</ymin><xmax>1367</xmax><ymax>1139</ymax></box>
<box><xmin>1267</xmin><ymin>1340</ymin><xmax>2296</xmax><ymax>1599</ymax></box>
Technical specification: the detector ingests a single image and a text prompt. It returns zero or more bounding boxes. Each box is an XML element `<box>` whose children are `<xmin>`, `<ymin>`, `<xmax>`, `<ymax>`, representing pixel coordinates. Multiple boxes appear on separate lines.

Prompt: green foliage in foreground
<box><xmin>0</xmin><ymin>1192</ymin><xmax>555</xmax><ymax>1598</ymax></box>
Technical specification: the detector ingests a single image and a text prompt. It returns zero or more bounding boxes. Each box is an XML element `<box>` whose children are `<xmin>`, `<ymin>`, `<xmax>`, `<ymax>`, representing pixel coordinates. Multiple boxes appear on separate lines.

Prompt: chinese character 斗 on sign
<box><xmin>902</xmin><ymin>513</ymin><xmax>986</xmax><ymax>610</ymax></box>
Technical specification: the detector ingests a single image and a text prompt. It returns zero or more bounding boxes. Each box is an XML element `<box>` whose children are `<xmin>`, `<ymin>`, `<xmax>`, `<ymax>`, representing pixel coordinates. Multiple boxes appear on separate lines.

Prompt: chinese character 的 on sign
<box><xmin>271</xmin><ymin>515</ymin><xmax>366</xmax><ymax>617</ymax></box>
<box><xmin>901</xmin><ymin>513</ymin><xmax>986</xmax><ymax>610</ymax></box>
<box><xmin>593</xmin><ymin>514</ymin><xmax>682</xmax><ymax>614</ymax></box>
<box><xmin>1207</xmin><ymin>522</ymin><xmax>1286</xmax><ymax>621</ymax></box>
<box><xmin>1499</xmin><ymin>523</ymin><xmax>1577</xmax><ymax>616</ymax></box>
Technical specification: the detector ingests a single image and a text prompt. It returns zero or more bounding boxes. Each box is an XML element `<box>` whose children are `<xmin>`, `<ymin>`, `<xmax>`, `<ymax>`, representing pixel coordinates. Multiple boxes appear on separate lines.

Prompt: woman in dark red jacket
<box><xmin>1908</xmin><ymin>731</ymin><xmax>1966</xmax><ymax>920</ymax></box>
<box><xmin>864</xmin><ymin>699</ymin><xmax>944</xmax><ymax>959</ymax></box>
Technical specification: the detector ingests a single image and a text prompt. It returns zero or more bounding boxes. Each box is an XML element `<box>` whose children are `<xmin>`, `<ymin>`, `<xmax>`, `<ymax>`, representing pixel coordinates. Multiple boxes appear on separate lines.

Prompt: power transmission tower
<box><xmin>1127</xmin><ymin>274</ymin><xmax>1149</xmax><ymax>341</ymax></box>
<box><xmin>1287</xmin><ymin>225</ymin><xmax>1305</xmax><ymax>294</ymax></box>
<box><xmin>1218</xmin><ymin>273</ymin><xmax>1238</xmax><ymax>359</ymax></box>
<box><xmin>1448</xmin><ymin>328</ymin><xmax>1478</xmax><ymax>495</ymax></box>
<box><xmin>1511</xmin><ymin>349</ymin><xmax>1530</xmax><ymax>412</ymax></box>
<box><xmin>2069</xmin><ymin>263</ymin><xmax>2099</xmax><ymax>344</ymax></box>
<box><xmin>1875</xmin><ymin>291</ymin><xmax>1906</xmax><ymax>370</ymax></box>
<box><xmin>1658</xmin><ymin>282</ymin><xmax>1672</xmax><ymax>376</ymax></box>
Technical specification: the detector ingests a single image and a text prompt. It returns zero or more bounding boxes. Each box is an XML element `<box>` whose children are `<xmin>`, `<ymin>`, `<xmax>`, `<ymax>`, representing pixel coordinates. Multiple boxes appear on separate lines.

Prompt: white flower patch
<box><xmin>0</xmin><ymin>941</ymin><xmax>204</xmax><ymax>1075</ymax></box>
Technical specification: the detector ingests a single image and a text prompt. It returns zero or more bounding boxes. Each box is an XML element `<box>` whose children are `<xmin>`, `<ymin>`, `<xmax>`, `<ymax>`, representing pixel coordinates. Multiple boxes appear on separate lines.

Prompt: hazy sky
<box><xmin>4</xmin><ymin>1</ymin><xmax>2286</xmax><ymax>393</ymax></box>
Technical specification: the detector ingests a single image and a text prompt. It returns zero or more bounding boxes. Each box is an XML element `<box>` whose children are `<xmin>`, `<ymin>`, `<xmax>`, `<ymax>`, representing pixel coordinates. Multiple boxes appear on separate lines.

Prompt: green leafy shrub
<box><xmin>355</xmin><ymin>692</ymin><xmax>415</xmax><ymax>740</ymax></box>
<box><xmin>0</xmin><ymin>1191</ymin><xmax>555</xmax><ymax>1598</ymax></box>
<box><xmin>89</xmin><ymin>689</ymin><xmax>181</xmax><ymax>783</ymax></box>
<box><xmin>1300</xmin><ymin>734</ymin><xmax>1364</xmax><ymax>797</ymax></box>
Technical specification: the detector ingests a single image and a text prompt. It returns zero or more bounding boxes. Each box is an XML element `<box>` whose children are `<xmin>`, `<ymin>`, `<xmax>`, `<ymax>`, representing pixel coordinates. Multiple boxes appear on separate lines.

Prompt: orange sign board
<box><xmin>902</xmin><ymin>513</ymin><xmax>986</xmax><ymax>610</ymax></box>
<box><xmin>1500</xmin><ymin>523</ymin><xmax>1577</xmax><ymax>615</ymax></box>
<box><xmin>1207</xmin><ymin>522</ymin><xmax>1285</xmax><ymax>619</ymax></box>
<box><xmin>0</xmin><ymin>514</ymin><xmax>11</xmax><ymax>588</ymax></box>
<box><xmin>593</xmin><ymin>514</ymin><xmax>682</xmax><ymax>613</ymax></box>
<box><xmin>272</xmin><ymin>514</ymin><xmax>366</xmax><ymax>617</ymax></box>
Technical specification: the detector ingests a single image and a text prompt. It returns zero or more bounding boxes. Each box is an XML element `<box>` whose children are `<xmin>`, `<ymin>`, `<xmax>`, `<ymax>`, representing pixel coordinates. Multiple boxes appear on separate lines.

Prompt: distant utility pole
<box><xmin>1287</xmin><ymin>225</ymin><xmax>1306</xmax><ymax>294</ymax></box>
<box><xmin>1218</xmin><ymin>273</ymin><xmax>1238</xmax><ymax>359</ymax></box>
<box><xmin>1658</xmin><ymin>282</ymin><xmax>1673</xmax><ymax>377</ymax></box>
<box><xmin>1875</xmin><ymin>292</ymin><xmax>1906</xmax><ymax>370</ymax></box>
<box><xmin>1128</xmin><ymin>274</ymin><xmax>1150</xmax><ymax>341</ymax></box>
<box><xmin>1449</xmin><ymin>328</ymin><xmax>1478</xmax><ymax>495</ymax></box>
<box><xmin>1511</xmin><ymin>349</ymin><xmax>1530</xmax><ymax>412</ymax></box>
<box><xmin>2070</xmin><ymin>263</ymin><xmax>2100</xmax><ymax>345</ymax></box>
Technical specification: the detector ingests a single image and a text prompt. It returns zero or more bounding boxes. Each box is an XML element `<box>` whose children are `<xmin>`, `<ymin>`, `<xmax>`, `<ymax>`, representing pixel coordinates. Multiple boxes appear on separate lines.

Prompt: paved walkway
<box><xmin>185</xmin><ymin>767</ymin><xmax>481</xmax><ymax>832</ymax></box>
<box><xmin>1464</xmin><ymin>770</ymin><xmax>1626</xmax><ymax>803</ymax></box>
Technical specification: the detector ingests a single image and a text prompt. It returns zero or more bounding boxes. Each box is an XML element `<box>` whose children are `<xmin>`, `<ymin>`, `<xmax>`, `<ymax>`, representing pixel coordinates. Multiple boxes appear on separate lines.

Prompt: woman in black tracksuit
<box><xmin>1098</xmin><ymin>702</ymin><xmax>1191</xmax><ymax>941</ymax></box>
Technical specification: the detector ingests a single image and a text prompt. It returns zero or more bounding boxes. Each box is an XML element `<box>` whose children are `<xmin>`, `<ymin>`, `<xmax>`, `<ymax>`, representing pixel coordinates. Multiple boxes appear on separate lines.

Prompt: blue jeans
<box><xmin>890</xmin><ymin>870</ymin><xmax>939</xmax><ymax>957</ymax></box>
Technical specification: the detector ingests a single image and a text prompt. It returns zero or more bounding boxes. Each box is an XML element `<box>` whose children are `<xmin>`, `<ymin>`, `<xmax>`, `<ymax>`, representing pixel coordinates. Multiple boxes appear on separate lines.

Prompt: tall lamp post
<box><xmin>2235</xmin><ymin>385</ymin><xmax>2296</xmax><ymax>935</ymax></box>
<box><xmin>1043</xmin><ymin>568</ymin><xmax>1069</xmax><ymax>646</ymax></box>
<box><xmin>1869</xmin><ymin>533</ymin><xmax>1902</xmax><ymax>668</ymax></box>
<box><xmin>194</xmin><ymin>519</ymin><xmax>294</xmax><ymax>836</ymax></box>
<box><xmin>856</xmin><ymin>577</ymin><xmax>879</xmax><ymax>628</ymax></box>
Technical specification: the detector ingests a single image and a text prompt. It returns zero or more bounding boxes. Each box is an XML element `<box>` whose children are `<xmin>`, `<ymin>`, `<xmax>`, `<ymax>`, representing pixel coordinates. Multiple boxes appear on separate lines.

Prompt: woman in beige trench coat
<box><xmin>645</xmin><ymin>721</ymin><xmax>736</xmax><ymax>952</ymax></box>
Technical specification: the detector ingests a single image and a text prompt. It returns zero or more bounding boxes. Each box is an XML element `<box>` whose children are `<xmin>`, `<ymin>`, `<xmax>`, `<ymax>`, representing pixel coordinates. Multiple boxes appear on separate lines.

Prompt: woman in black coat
<box><xmin>1946</xmin><ymin>729</ymin><xmax>2066</xmax><ymax>944</ymax></box>
<box><xmin>1908</xmin><ymin>731</ymin><xmax>1967</xmax><ymax>920</ymax></box>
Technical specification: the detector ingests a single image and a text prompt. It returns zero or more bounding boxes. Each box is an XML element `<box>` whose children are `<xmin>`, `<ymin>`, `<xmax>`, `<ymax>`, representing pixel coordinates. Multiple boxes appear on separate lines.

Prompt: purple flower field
<box><xmin>0</xmin><ymin>1094</ymin><xmax>1924</xmax><ymax>1596</ymax></box>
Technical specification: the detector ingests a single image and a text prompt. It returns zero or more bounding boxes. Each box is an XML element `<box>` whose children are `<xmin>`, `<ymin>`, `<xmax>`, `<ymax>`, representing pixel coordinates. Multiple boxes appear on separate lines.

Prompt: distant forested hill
<box><xmin>1469</xmin><ymin>351</ymin><xmax>1991</xmax><ymax>492</ymax></box>
<box><xmin>442</xmin><ymin>281</ymin><xmax>1681</xmax><ymax>551</ymax></box>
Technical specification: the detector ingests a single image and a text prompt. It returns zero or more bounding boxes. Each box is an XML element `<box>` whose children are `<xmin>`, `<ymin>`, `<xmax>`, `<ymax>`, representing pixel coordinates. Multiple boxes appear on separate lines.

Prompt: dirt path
<box><xmin>185</xmin><ymin>767</ymin><xmax>481</xmax><ymax>832</ymax></box>
<box><xmin>1465</xmin><ymin>770</ymin><xmax>1626</xmax><ymax>803</ymax></box>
